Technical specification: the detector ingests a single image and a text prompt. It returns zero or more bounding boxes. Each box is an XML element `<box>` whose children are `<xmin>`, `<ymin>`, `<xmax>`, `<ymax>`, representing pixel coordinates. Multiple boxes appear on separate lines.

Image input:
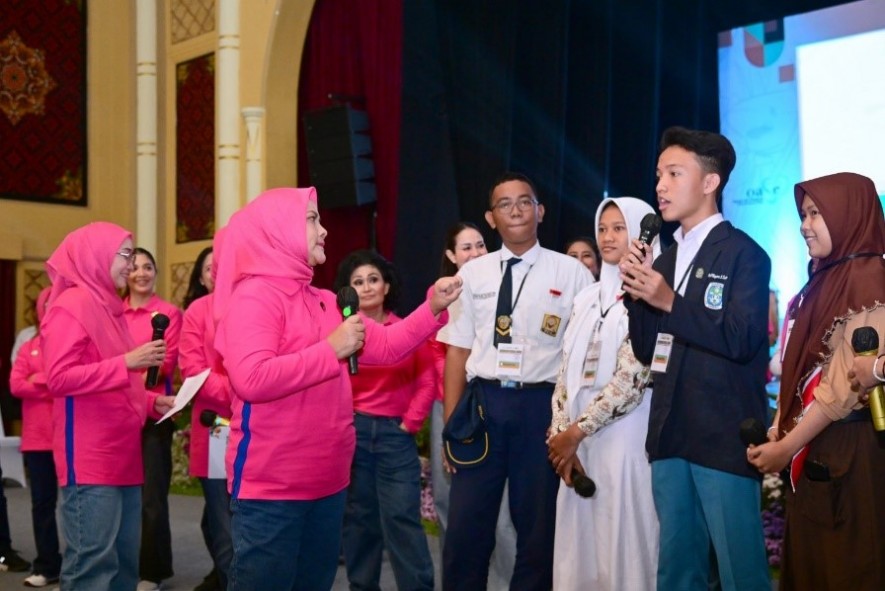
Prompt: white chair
<box><xmin>0</xmin><ymin>405</ymin><xmax>26</xmax><ymax>488</ymax></box>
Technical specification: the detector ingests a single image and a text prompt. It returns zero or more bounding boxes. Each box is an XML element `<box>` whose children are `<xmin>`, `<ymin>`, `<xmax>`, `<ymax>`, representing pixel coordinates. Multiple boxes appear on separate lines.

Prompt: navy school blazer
<box><xmin>625</xmin><ymin>221</ymin><xmax>772</xmax><ymax>479</ymax></box>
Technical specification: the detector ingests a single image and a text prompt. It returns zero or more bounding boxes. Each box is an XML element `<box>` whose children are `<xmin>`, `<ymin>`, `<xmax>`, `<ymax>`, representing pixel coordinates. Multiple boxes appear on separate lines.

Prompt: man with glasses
<box><xmin>438</xmin><ymin>172</ymin><xmax>593</xmax><ymax>590</ymax></box>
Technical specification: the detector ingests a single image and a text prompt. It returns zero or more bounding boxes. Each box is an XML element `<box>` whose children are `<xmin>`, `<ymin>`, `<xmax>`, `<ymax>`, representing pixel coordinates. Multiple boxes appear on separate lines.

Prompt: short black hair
<box><xmin>488</xmin><ymin>172</ymin><xmax>539</xmax><ymax>208</ymax></box>
<box><xmin>659</xmin><ymin>126</ymin><xmax>736</xmax><ymax>208</ymax></box>
<box><xmin>333</xmin><ymin>249</ymin><xmax>401</xmax><ymax>313</ymax></box>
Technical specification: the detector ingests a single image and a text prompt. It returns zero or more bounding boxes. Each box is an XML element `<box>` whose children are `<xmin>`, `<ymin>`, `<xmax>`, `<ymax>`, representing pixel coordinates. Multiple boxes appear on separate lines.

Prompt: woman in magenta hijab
<box><xmin>213</xmin><ymin>188</ymin><xmax>462</xmax><ymax>590</ymax></box>
<box><xmin>41</xmin><ymin>222</ymin><xmax>175</xmax><ymax>591</ymax></box>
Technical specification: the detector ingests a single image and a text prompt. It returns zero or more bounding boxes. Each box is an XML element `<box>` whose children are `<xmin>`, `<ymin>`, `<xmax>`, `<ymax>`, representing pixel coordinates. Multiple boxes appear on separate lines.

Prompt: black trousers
<box><xmin>443</xmin><ymin>382</ymin><xmax>558</xmax><ymax>591</ymax></box>
<box><xmin>25</xmin><ymin>451</ymin><xmax>62</xmax><ymax>577</ymax></box>
<box><xmin>139</xmin><ymin>420</ymin><xmax>175</xmax><ymax>582</ymax></box>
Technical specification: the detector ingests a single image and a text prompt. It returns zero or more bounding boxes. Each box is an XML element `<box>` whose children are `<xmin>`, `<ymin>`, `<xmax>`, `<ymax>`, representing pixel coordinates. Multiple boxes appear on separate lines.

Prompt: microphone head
<box><xmin>151</xmin><ymin>313</ymin><xmax>171</xmax><ymax>330</ymax></box>
<box><xmin>739</xmin><ymin>417</ymin><xmax>767</xmax><ymax>447</ymax></box>
<box><xmin>639</xmin><ymin>213</ymin><xmax>662</xmax><ymax>244</ymax></box>
<box><xmin>573</xmin><ymin>471</ymin><xmax>597</xmax><ymax>498</ymax></box>
<box><xmin>336</xmin><ymin>286</ymin><xmax>360</xmax><ymax>317</ymax></box>
<box><xmin>851</xmin><ymin>326</ymin><xmax>879</xmax><ymax>353</ymax></box>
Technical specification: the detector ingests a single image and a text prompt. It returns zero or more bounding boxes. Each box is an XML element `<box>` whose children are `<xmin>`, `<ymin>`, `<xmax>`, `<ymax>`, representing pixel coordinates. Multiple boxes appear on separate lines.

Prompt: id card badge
<box><xmin>581</xmin><ymin>339</ymin><xmax>602</xmax><ymax>387</ymax></box>
<box><xmin>651</xmin><ymin>333</ymin><xmax>674</xmax><ymax>373</ymax></box>
<box><xmin>496</xmin><ymin>343</ymin><xmax>525</xmax><ymax>379</ymax></box>
<box><xmin>781</xmin><ymin>319</ymin><xmax>795</xmax><ymax>362</ymax></box>
<box><xmin>208</xmin><ymin>425</ymin><xmax>230</xmax><ymax>479</ymax></box>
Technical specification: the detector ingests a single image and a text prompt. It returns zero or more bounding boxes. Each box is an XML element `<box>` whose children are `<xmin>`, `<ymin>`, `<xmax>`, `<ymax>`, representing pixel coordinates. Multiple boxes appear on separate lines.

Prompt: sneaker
<box><xmin>137</xmin><ymin>581</ymin><xmax>161</xmax><ymax>591</ymax></box>
<box><xmin>0</xmin><ymin>550</ymin><xmax>31</xmax><ymax>572</ymax></box>
<box><xmin>24</xmin><ymin>573</ymin><xmax>60</xmax><ymax>587</ymax></box>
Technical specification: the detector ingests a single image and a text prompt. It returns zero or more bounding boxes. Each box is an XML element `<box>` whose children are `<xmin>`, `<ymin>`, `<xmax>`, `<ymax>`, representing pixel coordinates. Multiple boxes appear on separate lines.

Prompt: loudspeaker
<box><xmin>303</xmin><ymin>105</ymin><xmax>377</xmax><ymax>208</ymax></box>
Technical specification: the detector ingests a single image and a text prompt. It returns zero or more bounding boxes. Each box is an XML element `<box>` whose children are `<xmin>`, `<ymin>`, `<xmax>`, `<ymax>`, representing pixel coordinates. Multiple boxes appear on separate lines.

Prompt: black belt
<box><xmin>837</xmin><ymin>407</ymin><xmax>871</xmax><ymax>424</ymax></box>
<box><xmin>476</xmin><ymin>377</ymin><xmax>552</xmax><ymax>390</ymax></box>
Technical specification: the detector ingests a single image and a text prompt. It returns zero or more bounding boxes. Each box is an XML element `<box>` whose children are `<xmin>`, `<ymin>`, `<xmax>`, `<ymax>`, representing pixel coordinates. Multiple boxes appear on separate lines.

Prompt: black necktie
<box><xmin>494</xmin><ymin>257</ymin><xmax>522</xmax><ymax>346</ymax></box>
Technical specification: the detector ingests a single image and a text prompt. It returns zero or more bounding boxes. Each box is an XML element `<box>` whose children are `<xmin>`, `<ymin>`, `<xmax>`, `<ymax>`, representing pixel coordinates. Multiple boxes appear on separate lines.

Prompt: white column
<box><xmin>242</xmin><ymin>107</ymin><xmax>265</xmax><ymax>202</ymax></box>
<box><xmin>136</xmin><ymin>0</ymin><xmax>158</xmax><ymax>252</ymax></box>
<box><xmin>216</xmin><ymin>0</ymin><xmax>241</xmax><ymax>226</ymax></box>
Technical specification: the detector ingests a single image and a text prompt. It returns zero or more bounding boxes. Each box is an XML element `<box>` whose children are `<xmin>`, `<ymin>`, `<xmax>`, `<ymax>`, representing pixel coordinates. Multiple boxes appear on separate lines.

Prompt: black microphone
<box><xmin>851</xmin><ymin>327</ymin><xmax>885</xmax><ymax>431</ymax></box>
<box><xmin>622</xmin><ymin>213</ymin><xmax>663</xmax><ymax>292</ymax></box>
<box><xmin>571</xmin><ymin>468</ymin><xmax>597</xmax><ymax>498</ymax></box>
<box><xmin>637</xmin><ymin>213</ymin><xmax>662</xmax><ymax>257</ymax></box>
<box><xmin>145</xmin><ymin>313</ymin><xmax>170</xmax><ymax>388</ymax></box>
<box><xmin>199</xmin><ymin>410</ymin><xmax>218</xmax><ymax>428</ymax></box>
<box><xmin>336</xmin><ymin>286</ymin><xmax>360</xmax><ymax>375</ymax></box>
<box><xmin>739</xmin><ymin>417</ymin><xmax>768</xmax><ymax>447</ymax></box>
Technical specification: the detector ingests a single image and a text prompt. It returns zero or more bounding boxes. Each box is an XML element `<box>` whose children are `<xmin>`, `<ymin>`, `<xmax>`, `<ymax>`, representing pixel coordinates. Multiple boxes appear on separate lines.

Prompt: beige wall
<box><xmin>4</xmin><ymin>0</ymin><xmax>316</xmax><ymax>329</ymax></box>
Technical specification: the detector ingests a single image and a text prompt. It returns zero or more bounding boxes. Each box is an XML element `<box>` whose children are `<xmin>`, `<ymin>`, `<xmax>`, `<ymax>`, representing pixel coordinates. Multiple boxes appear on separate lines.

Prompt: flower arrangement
<box><xmin>420</xmin><ymin>455</ymin><xmax>438</xmax><ymax>523</ymax></box>
<box><xmin>761</xmin><ymin>472</ymin><xmax>786</xmax><ymax>568</ymax></box>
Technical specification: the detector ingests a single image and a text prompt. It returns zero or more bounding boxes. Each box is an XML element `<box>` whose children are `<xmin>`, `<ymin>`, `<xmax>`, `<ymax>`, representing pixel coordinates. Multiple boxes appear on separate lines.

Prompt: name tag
<box><xmin>581</xmin><ymin>339</ymin><xmax>602</xmax><ymax>387</ymax></box>
<box><xmin>781</xmin><ymin>319</ymin><xmax>795</xmax><ymax>362</ymax></box>
<box><xmin>651</xmin><ymin>333</ymin><xmax>674</xmax><ymax>373</ymax></box>
<box><xmin>208</xmin><ymin>425</ymin><xmax>230</xmax><ymax>479</ymax></box>
<box><xmin>496</xmin><ymin>343</ymin><xmax>524</xmax><ymax>379</ymax></box>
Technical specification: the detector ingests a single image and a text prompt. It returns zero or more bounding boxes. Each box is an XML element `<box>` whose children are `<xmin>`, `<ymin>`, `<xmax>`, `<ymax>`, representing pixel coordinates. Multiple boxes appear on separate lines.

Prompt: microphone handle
<box><xmin>145</xmin><ymin>328</ymin><xmax>166</xmax><ymax>388</ymax></box>
<box><xmin>348</xmin><ymin>354</ymin><xmax>358</xmax><ymax>376</ymax></box>
<box><xmin>857</xmin><ymin>349</ymin><xmax>885</xmax><ymax>431</ymax></box>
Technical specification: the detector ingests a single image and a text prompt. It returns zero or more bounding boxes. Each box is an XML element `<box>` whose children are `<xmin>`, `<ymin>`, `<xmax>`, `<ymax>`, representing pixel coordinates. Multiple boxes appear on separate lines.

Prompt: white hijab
<box><xmin>593</xmin><ymin>197</ymin><xmax>662</xmax><ymax>308</ymax></box>
<box><xmin>561</xmin><ymin>197</ymin><xmax>660</xmax><ymax>418</ymax></box>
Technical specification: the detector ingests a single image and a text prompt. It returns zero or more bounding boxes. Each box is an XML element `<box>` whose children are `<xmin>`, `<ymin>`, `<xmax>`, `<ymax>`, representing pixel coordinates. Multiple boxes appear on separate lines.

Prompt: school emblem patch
<box><xmin>704</xmin><ymin>282</ymin><xmax>724</xmax><ymax>310</ymax></box>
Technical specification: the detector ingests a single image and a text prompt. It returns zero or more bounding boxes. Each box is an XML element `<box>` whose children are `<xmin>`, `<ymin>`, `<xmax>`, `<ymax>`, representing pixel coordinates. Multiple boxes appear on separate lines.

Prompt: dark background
<box><xmin>301</xmin><ymin>0</ymin><xmax>851</xmax><ymax>310</ymax></box>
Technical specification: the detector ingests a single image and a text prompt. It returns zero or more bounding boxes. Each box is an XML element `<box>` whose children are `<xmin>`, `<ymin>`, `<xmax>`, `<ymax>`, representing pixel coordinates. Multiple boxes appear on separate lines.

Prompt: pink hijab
<box><xmin>213</xmin><ymin>188</ymin><xmax>317</xmax><ymax>320</ymax></box>
<box><xmin>43</xmin><ymin>222</ymin><xmax>135</xmax><ymax>358</ymax></box>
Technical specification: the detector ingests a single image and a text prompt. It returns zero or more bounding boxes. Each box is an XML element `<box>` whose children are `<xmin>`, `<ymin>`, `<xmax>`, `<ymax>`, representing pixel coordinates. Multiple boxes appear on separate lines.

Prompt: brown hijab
<box><xmin>778</xmin><ymin>172</ymin><xmax>885</xmax><ymax>433</ymax></box>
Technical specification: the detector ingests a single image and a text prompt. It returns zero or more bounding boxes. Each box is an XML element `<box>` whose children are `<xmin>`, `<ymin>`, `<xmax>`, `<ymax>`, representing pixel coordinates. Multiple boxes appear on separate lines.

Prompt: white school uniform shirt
<box><xmin>672</xmin><ymin>213</ymin><xmax>724</xmax><ymax>296</ymax></box>
<box><xmin>438</xmin><ymin>242</ymin><xmax>594</xmax><ymax>383</ymax></box>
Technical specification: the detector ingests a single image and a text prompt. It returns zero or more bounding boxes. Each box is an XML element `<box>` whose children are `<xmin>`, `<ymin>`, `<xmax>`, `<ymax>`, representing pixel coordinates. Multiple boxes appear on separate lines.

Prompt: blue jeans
<box><xmin>25</xmin><ymin>451</ymin><xmax>62</xmax><ymax>578</ymax></box>
<box><xmin>229</xmin><ymin>490</ymin><xmax>346</xmax><ymax>591</ymax></box>
<box><xmin>199</xmin><ymin>478</ymin><xmax>232</xmax><ymax>589</ymax></box>
<box><xmin>343</xmin><ymin>413</ymin><xmax>434</xmax><ymax>591</ymax></box>
<box><xmin>430</xmin><ymin>400</ymin><xmax>450</xmax><ymax>541</ymax></box>
<box><xmin>59</xmin><ymin>485</ymin><xmax>141</xmax><ymax>591</ymax></box>
<box><xmin>651</xmin><ymin>458</ymin><xmax>770</xmax><ymax>591</ymax></box>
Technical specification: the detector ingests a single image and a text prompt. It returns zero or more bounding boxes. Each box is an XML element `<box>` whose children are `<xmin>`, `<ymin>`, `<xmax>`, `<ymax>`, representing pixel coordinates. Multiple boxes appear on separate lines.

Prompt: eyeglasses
<box><xmin>116</xmin><ymin>249</ymin><xmax>137</xmax><ymax>264</ymax></box>
<box><xmin>491</xmin><ymin>197</ymin><xmax>538</xmax><ymax>213</ymax></box>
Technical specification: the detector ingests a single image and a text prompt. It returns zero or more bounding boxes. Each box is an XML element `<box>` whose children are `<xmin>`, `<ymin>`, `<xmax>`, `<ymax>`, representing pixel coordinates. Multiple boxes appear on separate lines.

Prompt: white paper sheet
<box><xmin>156</xmin><ymin>368</ymin><xmax>210</xmax><ymax>423</ymax></box>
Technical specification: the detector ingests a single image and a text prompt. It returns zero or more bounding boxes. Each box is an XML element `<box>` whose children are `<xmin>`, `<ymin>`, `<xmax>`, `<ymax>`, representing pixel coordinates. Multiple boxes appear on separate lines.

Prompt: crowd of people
<box><xmin>2</xmin><ymin>125</ymin><xmax>884</xmax><ymax>591</ymax></box>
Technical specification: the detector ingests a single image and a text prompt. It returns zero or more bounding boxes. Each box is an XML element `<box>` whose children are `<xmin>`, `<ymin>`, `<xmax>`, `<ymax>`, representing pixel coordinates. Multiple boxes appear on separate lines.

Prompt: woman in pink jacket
<box><xmin>179</xmin><ymin>245</ymin><xmax>234</xmax><ymax>591</ymax></box>
<box><xmin>122</xmin><ymin>247</ymin><xmax>183</xmax><ymax>590</ymax></box>
<box><xmin>41</xmin><ymin>222</ymin><xmax>174</xmax><ymax>591</ymax></box>
<box><xmin>10</xmin><ymin>287</ymin><xmax>61</xmax><ymax>587</ymax></box>
<box><xmin>213</xmin><ymin>187</ymin><xmax>462</xmax><ymax>591</ymax></box>
<box><xmin>334</xmin><ymin>249</ymin><xmax>438</xmax><ymax>590</ymax></box>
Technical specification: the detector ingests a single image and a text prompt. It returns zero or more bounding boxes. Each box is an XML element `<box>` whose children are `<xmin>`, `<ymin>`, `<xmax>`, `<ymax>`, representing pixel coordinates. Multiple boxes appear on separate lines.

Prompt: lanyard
<box><xmin>503</xmin><ymin>258</ymin><xmax>532</xmax><ymax>313</ymax></box>
<box><xmin>674</xmin><ymin>254</ymin><xmax>699</xmax><ymax>295</ymax></box>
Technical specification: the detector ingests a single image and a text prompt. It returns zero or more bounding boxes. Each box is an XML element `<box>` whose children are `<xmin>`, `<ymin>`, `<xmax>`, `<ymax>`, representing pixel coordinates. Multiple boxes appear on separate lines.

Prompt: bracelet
<box><xmin>767</xmin><ymin>426</ymin><xmax>777</xmax><ymax>433</ymax></box>
<box><xmin>873</xmin><ymin>354</ymin><xmax>885</xmax><ymax>383</ymax></box>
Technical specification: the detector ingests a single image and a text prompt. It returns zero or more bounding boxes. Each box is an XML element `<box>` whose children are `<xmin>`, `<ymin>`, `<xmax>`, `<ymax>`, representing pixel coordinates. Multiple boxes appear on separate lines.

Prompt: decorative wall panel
<box><xmin>0</xmin><ymin>0</ymin><xmax>87</xmax><ymax>205</ymax></box>
<box><xmin>171</xmin><ymin>0</ymin><xmax>216</xmax><ymax>44</ymax></box>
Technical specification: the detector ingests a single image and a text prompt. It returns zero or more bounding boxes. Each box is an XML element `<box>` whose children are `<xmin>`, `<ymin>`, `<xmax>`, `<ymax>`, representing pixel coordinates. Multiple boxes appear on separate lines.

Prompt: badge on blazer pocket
<box><xmin>704</xmin><ymin>282</ymin><xmax>724</xmax><ymax>310</ymax></box>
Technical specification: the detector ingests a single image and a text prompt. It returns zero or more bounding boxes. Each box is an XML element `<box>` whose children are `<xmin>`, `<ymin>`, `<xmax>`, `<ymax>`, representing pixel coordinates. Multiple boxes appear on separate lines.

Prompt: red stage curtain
<box><xmin>297</xmin><ymin>0</ymin><xmax>403</xmax><ymax>289</ymax></box>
